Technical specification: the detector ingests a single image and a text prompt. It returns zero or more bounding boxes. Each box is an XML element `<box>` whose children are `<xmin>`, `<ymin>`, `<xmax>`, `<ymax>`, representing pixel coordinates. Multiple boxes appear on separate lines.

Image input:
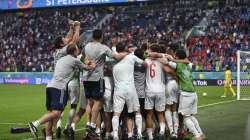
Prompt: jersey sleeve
<box><xmin>133</xmin><ymin>55</ymin><xmax>144</xmax><ymax>65</ymax></box>
<box><xmin>74</xmin><ymin>58</ymin><xmax>85</xmax><ymax>70</ymax></box>
<box><xmin>168</xmin><ymin>61</ymin><xmax>177</xmax><ymax>69</ymax></box>
<box><xmin>60</xmin><ymin>45</ymin><xmax>68</xmax><ymax>55</ymax></box>
<box><xmin>103</xmin><ymin>45</ymin><xmax>115</xmax><ymax>58</ymax></box>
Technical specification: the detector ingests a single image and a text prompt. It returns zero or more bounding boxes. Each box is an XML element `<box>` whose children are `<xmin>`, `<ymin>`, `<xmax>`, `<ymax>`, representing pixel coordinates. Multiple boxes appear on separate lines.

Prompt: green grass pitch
<box><xmin>0</xmin><ymin>84</ymin><xmax>249</xmax><ymax>140</ymax></box>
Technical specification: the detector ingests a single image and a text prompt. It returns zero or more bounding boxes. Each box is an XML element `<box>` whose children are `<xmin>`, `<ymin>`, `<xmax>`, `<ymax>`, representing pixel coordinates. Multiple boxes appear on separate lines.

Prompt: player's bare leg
<box><xmin>29</xmin><ymin>110</ymin><xmax>62</xmax><ymax>139</ymax></box>
<box><xmin>89</xmin><ymin>100</ymin><xmax>103</xmax><ymax>131</ymax></box>
<box><xmin>127</xmin><ymin>114</ymin><xmax>134</xmax><ymax>139</ymax></box>
<box><xmin>45</xmin><ymin>120</ymin><xmax>53</xmax><ymax>140</ymax></box>
<box><xmin>71</xmin><ymin>108</ymin><xmax>86</xmax><ymax>130</ymax></box>
<box><xmin>146</xmin><ymin>110</ymin><xmax>154</xmax><ymax>140</ymax></box>
<box><xmin>104</xmin><ymin>112</ymin><xmax>113</xmax><ymax>139</ymax></box>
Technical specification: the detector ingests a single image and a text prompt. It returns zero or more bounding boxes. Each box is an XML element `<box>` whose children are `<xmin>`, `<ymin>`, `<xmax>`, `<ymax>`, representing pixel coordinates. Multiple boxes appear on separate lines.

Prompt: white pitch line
<box><xmin>0</xmin><ymin>122</ymin><xmax>26</xmax><ymax>125</ymax></box>
<box><xmin>23</xmin><ymin>127</ymin><xmax>86</xmax><ymax>140</ymax></box>
<box><xmin>198</xmin><ymin>100</ymin><xmax>236</xmax><ymax>108</ymax></box>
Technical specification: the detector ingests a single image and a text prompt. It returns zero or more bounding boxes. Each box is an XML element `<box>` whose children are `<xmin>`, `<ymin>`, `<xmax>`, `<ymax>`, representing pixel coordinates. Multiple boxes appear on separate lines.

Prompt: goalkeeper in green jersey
<box><xmin>159</xmin><ymin>49</ymin><xmax>204</xmax><ymax>140</ymax></box>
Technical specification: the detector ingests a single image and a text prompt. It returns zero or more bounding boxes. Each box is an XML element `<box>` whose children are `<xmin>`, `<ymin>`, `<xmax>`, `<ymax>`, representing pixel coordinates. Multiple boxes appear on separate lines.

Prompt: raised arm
<box><xmin>68</xmin><ymin>21</ymin><xmax>80</xmax><ymax>45</ymax></box>
<box><xmin>64</xmin><ymin>20</ymin><xmax>75</xmax><ymax>44</ymax></box>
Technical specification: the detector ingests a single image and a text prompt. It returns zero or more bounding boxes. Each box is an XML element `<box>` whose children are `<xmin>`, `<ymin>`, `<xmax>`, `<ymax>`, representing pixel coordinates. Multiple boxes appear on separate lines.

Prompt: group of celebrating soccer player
<box><xmin>28</xmin><ymin>20</ymin><xmax>204</xmax><ymax>140</ymax></box>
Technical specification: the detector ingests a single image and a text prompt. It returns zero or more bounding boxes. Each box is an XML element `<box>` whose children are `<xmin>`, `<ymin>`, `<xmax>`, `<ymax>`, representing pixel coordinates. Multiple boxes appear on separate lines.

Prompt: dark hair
<box><xmin>67</xmin><ymin>44</ymin><xmax>77</xmax><ymax>55</ymax></box>
<box><xmin>92</xmin><ymin>29</ymin><xmax>103</xmax><ymax>40</ymax></box>
<box><xmin>134</xmin><ymin>48</ymin><xmax>145</xmax><ymax>60</ymax></box>
<box><xmin>54</xmin><ymin>36</ymin><xmax>64</xmax><ymax>49</ymax></box>
<box><xmin>149</xmin><ymin>44</ymin><xmax>161</xmax><ymax>53</ymax></box>
<box><xmin>175</xmin><ymin>49</ymin><xmax>187</xmax><ymax>59</ymax></box>
<box><xmin>226</xmin><ymin>65</ymin><xmax>230</xmax><ymax>70</ymax></box>
<box><xmin>116</xmin><ymin>42</ymin><xmax>126</xmax><ymax>53</ymax></box>
<box><xmin>169</xmin><ymin>43</ymin><xmax>179</xmax><ymax>53</ymax></box>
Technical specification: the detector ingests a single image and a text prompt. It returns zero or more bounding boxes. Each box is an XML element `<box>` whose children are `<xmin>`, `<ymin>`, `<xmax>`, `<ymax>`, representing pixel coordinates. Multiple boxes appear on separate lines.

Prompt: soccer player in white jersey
<box><xmin>144</xmin><ymin>44</ymin><xmax>166</xmax><ymax>140</ymax></box>
<box><xmin>161</xmin><ymin>49</ymin><xmax>204</xmax><ymax>140</ymax></box>
<box><xmin>163</xmin><ymin>45</ymin><xmax>180</xmax><ymax>138</ymax></box>
<box><xmin>28</xmin><ymin>44</ymin><xmax>95</xmax><ymax>140</ymax></box>
<box><xmin>103</xmin><ymin>36</ymin><xmax>118</xmax><ymax>140</ymax></box>
<box><xmin>112</xmin><ymin>43</ymin><xmax>144</xmax><ymax>140</ymax></box>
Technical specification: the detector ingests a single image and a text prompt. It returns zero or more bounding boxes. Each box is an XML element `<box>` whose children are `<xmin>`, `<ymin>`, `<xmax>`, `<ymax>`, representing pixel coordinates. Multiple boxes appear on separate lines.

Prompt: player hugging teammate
<box><xmin>27</xmin><ymin>25</ymin><xmax>204</xmax><ymax>140</ymax></box>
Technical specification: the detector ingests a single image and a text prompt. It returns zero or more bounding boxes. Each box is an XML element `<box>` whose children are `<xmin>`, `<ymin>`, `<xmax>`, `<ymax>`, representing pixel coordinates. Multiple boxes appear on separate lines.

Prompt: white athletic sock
<box><xmin>45</xmin><ymin>136</ymin><xmax>52</xmax><ymax>140</ymax></box>
<box><xmin>159</xmin><ymin>122</ymin><xmax>166</xmax><ymax>135</ymax></box>
<box><xmin>71</xmin><ymin>123</ymin><xmax>76</xmax><ymax>131</ymax></box>
<box><xmin>56</xmin><ymin>119</ymin><xmax>62</xmax><ymax>128</ymax></box>
<box><xmin>135</xmin><ymin>114</ymin><xmax>142</xmax><ymax>136</ymax></box>
<box><xmin>190</xmin><ymin>116</ymin><xmax>203</xmax><ymax>135</ymax></box>
<box><xmin>96</xmin><ymin>127</ymin><xmax>101</xmax><ymax>136</ymax></box>
<box><xmin>147</xmin><ymin>128</ymin><xmax>153</xmax><ymax>139</ymax></box>
<box><xmin>184</xmin><ymin>116</ymin><xmax>201</xmax><ymax>138</ymax></box>
<box><xmin>165</xmin><ymin>110</ymin><xmax>173</xmax><ymax>134</ymax></box>
<box><xmin>112</xmin><ymin>116</ymin><xmax>119</xmax><ymax>138</ymax></box>
<box><xmin>90</xmin><ymin>122</ymin><xmax>96</xmax><ymax>128</ymax></box>
<box><xmin>66</xmin><ymin>108</ymin><xmax>76</xmax><ymax>128</ymax></box>
<box><xmin>173</xmin><ymin>111</ymin><xmax>179</xmax><ymax>134</ymax></box>
<box><xmin>128</xmin><ymin>132</ymin><xmax>133</xmax><ymax>138</ymax></box>
<box><xmin>86</xmin><ymin>122</ymin><xmax>91</xmax><ymax>126</ymax></box>
<box><xmin>32</xmin><ymin>120</ymin><xmax>40</xmax><ymax>128</ymax></box>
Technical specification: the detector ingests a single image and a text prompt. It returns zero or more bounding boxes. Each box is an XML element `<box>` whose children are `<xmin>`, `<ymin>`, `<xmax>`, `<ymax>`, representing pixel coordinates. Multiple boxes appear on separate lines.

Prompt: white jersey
<box><xmin>113</xmin><ymin>54</ymin><xmax>143</xmax><ymax>92</ymax></box>
<box><xmin>145</xmin><ymin>59</ymin><xmax>165</xmax><ymax>93</ymax></box>
<box><xmin>68</xmin><ymin>55</ymin><xmax>82</xmax><ymax>87</ymax></box>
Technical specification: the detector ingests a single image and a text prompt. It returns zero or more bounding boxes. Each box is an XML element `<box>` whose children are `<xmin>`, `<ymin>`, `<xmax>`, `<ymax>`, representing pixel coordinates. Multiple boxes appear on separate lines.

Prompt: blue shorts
<box><xmin>46</xmin><ymin>87</ymin><xmax>68</xmax><ymax>111</ymax></box>
<box><xmin>84</xmin><ymin>80</ymin><xmax>105</xmax><ymax>100</ymax></box>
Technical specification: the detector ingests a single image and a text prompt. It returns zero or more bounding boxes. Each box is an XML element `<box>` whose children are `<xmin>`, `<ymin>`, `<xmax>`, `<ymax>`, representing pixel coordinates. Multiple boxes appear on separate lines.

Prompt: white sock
<box><xmin>66</xmin><ymin>108</ymin><xmax>76</xmax><ymax>128</ymax></box>
<box><xmin>96</xmin><ymin>127</ymin><xmax>101</xmax><ymax>136</ymax></box>
<box><xmin>135</xmin><ymin>114</ymin><xmax>142</xmax><ymax>136</ymax></box>
<box><xmin>147</xmin><ymin>128</ymin><xmax>153</xmax><ymax>139</ymax></box>
<box><xmin>86</xmin><ymin>121</ymin><xmax>91</xmax><ymax>126</ymax></box>
<box><xmin>112</xmin><ymin>116</ymin><xmax>119</xmax><ymax>138</ymax></box>
<box><xmin>56</xmin><ymin>119</ymin><xmax>62</xmax><ymax>128</ymax></box>
<box><xmin>90</xmin><ymin>122</ymin><xmax>96</xmax><ymax>128</ymax></box>
<box><xmin>45</xmin><ymin>136</ymin><xmax>52</xmax><ymax>140</ymax></box>
<box><xmin>190</xmin><ymin>116</ymin><xmax>203</xmax><ymax>135</ymax></box>
<box><xmin>159</xmin><ymin>122</ymin><xmax>166</xmax><ymax>135</ymax></box>
<box><xmin>71</xmin><ymin>123</ymin><xmax>76</xmax><ymax>131</ymax></box>
<box><xmin>128</xmin><ymin>132</ymin><xmax>133</xmax><ymax>138</ymax></box>
<box><xmin>173</xmin><ymin>111</ymin><xmax>179</xmax><ymax>134</ymax></box>
<box><xmin>32</xmin><ymin>120</ymin><xmax>40</xmax><ymax>128</ymax></box>
<box><xmin>184</xmin><ymin>116</ymin><xmax>201</xmax><ymax>138</ymax></box>
<box><xmin>165</xmin><ymin>110</ymin><xmax>173</xmax><ymax>134</ymax></box>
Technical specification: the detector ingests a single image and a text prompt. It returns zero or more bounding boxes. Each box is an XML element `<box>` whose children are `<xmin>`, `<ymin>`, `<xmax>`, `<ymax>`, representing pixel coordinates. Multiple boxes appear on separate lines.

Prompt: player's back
<box><xmin>145</xmin><ymin>59</ymin><xmax>165</xmax><ymax>93</ymax></box>
<box><xmin>113</xmin><ymin>54</ymin><xmax>143</xmax><ymax>90</ymax></box>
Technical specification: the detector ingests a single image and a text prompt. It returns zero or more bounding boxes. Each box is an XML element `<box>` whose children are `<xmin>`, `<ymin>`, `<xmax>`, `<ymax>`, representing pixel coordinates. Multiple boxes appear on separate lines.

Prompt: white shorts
<box><xmin>145</xmin><ymin>93</ymin><xmax>166</xmax><ymax>112</ymax></box>
<box><xmin>113</xmin><ymin>88</ymin><xmax>140</xmax><ymax>113</ymax></box>
<box><xmin>165</xmin><ymin>80</ymin><xmax>179</xmax><ymax>105</ymax></box>
<box><xmin>178</xmin><ymin>91</ymin><xmax>198</xmax><ymax>116</ymax></box>
<box><xmin>68</xmin><ymin>85</ymin><xmax>80</xmax><ymax>105</ymax></box>
<box><xmin>103</xmin><ymin>77</ymin><xmax>114</xmax><ymax>112</ymax></box>
<box><xmin>79</xmin><ymin>92</ymin><xmax>87</xmax><ymax>109</ymax></box>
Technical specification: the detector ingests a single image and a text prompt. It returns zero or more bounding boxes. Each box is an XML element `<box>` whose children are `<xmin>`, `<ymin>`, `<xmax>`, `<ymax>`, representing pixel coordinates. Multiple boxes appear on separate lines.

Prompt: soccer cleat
<box><xmin>128</xmin><ymin>137</ymin><xmax>136</xmax><ymax>140</ymax></box>
<box><xmin>28</xmin><ymin>122</ymin><xmax>38</xmax><ymax>139</ymax></box>
<box><xmin>56</xmin><ymin>127</ymin><xmax>62</xmax><ymax>138</ymax></box>
<box><xmin>137</xmin><ymin>134</ymin><xmax>144</xmax><ymax>140</ymax></box>
<box><xmin>86</xmin><ymin>125</ymin><xmax>98</xmax><ymax>137</ymax></box>
<box><xmin>221</xmin><ymin>95</ymin><xmax>226</xmax><ymax>98</ymax></box>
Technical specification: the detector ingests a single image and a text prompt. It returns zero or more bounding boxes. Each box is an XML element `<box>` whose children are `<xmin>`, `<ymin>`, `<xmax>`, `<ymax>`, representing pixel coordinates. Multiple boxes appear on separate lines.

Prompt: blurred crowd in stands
<box><xmin>0</xmin><ymin>7</ymin><xmax>108</xmax><ymax>72</ymax></box>
<box><xmin>187</xmin><ymin>7</ymin><xmax>250</xmax><ymax>72</ymax></box>
<box><xmin>0</xmin><ymin>1</ymin><xmax>249</xmax><ymax>72</ymax></box>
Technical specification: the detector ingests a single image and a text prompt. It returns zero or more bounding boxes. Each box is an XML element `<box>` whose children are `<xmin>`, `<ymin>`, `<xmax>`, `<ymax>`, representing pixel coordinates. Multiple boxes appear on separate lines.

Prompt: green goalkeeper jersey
<box><xmin>176</xmin><ymin>62</ymin><xmax>195</xmax><ymax>92</ymax></box>
<box><xmin>168</xmin><ymin>61</ymin><xmax>195</xmax><ymax>92</ymax></box>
